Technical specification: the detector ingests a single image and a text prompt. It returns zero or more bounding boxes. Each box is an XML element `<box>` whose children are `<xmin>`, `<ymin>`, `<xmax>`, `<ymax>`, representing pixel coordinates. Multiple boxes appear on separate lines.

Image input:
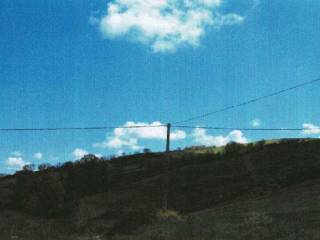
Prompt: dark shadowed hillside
<box><xmin>1</xmin><ymin>138</ymin><xmax>320</xmax><ymax>239</ymax></box>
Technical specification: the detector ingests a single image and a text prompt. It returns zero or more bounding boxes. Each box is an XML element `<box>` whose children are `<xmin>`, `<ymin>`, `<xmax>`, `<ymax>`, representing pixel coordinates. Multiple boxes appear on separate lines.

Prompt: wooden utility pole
<box><xmin>166</xmin><ymin>123</ymin><xmax>171</xmax><ymax>152</ymax></box>
<box><xmin>162</xmin><ymin>123</ymin><xmax>171</xmax><ymax>210</ymax></box>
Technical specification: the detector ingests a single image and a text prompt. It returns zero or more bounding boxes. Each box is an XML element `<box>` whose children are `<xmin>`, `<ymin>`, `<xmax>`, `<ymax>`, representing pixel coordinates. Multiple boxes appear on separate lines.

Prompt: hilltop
<box><xmin>0</xmin><ymin>138</ymin><xmax>320</xmax><ymax>239</ymax></box>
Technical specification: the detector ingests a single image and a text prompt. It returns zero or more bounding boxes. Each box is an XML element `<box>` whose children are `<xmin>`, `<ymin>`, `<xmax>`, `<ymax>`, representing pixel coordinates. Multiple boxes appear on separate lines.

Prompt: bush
<box><xmin>157</xmin><ymin>210</ymin><xmax>183</xmax><ymax>221</ymax></box>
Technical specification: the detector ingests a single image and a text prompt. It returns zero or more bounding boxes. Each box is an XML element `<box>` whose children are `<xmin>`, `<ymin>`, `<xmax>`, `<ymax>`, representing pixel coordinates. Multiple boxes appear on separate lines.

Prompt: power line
<box><xmin>173</xmin><ymin>125</ymin><xmax>314</xmax><ymax>131</ymax></box>
<box><xmin>0</xmin><ymin>124</ymin><xmax>166</xmax><ymax>132</ymax></box>
<box><xmin>0</xmin><ymin>123</ymin><xmax>315</xmax><ymax>133</ymax></box>
<box><xmin>173</xmin><ymin>77</ymin><xmax>320</xmax><ymax>124</ymax></box>
<box><xmin>1</xmin><ymin>77</ymin><xmax>319</xmax><ymax>133</ymax></box>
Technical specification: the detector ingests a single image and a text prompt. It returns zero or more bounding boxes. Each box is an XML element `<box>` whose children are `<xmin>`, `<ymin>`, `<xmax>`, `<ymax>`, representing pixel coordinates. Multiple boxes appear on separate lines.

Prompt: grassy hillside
<box><xmin>0</xmin><ymin>138</ymin><xmax>320</xmax><ymax>239</ymax></box>
<box><xmin>116</xmin><ymin>179</ymin><xmax>320</xmax><ymax>240</ymax></box>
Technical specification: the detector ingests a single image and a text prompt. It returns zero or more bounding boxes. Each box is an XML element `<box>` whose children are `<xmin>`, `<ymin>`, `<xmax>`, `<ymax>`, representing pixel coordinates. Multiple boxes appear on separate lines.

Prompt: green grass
<box><xmin>183</xmin><ymin>145</ymin><xmax>225</xmax><ymax>154</ymax></box>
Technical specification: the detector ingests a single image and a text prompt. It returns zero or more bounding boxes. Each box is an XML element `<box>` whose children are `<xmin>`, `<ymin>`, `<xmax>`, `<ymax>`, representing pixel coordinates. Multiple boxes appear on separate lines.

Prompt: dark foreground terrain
<box><xmin>1</xmin><ymin>138</ymin><xmax>320</xmax><ymax>239</ymax></box>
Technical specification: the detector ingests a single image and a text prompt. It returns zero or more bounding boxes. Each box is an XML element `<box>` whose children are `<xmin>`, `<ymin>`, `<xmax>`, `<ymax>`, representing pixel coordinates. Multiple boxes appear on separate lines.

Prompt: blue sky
<box><xmin>0</xmin><ymin>0</ymin><xmax>320</xmax><ymax>173</ymax></box>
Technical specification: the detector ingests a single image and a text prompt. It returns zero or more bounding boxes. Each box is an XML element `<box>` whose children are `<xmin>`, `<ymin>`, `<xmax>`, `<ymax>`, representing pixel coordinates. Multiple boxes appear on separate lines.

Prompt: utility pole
<box><xmin>166</xmin><ymin>123</ymin><xmax>171</xmax><ymax>152</ymax></box>
<box><xmin>162</xmin><ymin>123</ymin><xmax>171</xmax><ymax>210</ymax></box>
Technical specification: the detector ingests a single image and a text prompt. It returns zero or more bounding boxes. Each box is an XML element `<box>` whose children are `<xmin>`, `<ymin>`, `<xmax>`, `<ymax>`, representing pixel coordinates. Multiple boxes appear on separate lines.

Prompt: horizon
<box><xmin>2</xmin><ymin>136</ymin><xmax>320</xmax><ymax>175</ymax></box>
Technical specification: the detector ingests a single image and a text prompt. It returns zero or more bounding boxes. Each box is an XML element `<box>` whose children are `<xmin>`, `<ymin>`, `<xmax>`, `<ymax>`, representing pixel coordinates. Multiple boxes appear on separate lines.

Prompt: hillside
<box><xmin>0</xmin><ymin>138</ymin><xmax>320</xmax><ymax>239</ymax></box>
<box><xmin>116</xmin><ymin>178</ymin><xmax>320</xmax><ymax>240</ymax></box>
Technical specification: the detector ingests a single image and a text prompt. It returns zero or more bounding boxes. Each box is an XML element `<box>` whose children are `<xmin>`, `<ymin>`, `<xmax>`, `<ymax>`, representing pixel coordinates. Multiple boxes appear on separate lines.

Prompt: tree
<box><xmin>38</xmin><ymin>163</ymin><xmax>51</xmax><ymax>171</ymax></box>
<box><xmin>36</xmin><ymin>172</ymin><xmax>66</xmax><ymax>216</ymax></box>
<box><xmin>22</xmin><ymin>164</ymin><xmax>35</xmax><ymax>172</ymax></box>
<box><xmin>224</xmin><ymin>142</ymin><xmax>244</xmax><ymax>157</ymax></box>
<box><xmin>79</xmin><ymin>154</ymin><xmax>100</xmax><ymax>163</ymax></box>
<box><xmin>143</xmin><ymin>148</ymin><xmax>151</xmax><ymax>154</ymax></box>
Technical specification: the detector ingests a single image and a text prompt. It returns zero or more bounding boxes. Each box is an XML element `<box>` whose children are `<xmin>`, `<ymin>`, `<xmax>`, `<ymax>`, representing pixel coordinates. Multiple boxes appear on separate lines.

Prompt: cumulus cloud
<box><xmin>192</xmin><ymin>128</ymin><xmax>248</xmax><ymax>147</ymax></box>
<box><xmin>33</xmin><ymin>152</ymin><xmax>43</xmax><ymax>160</ymax></box>
<box><xmin>97</xmin><ymin>0</ymin><xmax>244</xmax><ymax>52</ymax></box>
<box><xmin>116</xmin><ymin>150</ymin><xmax>125</xmax><ymax>157</ymax></box>
<box><xmin>302</xmin><ymin>123</ymin><xmax>320</xmax><ymax>135</ymax></box>
<box><xmin>251</xmin><ymin>118</ymin><xmax>261</xmax><ymax>128</ymax></box>
<box><xmin>72</xmin><ymin>148</ymin><xmax>89</xmax><ymax>159</ymax></box>
<box><xmin>72</xmin><ymin>148</ymin><xmax>103</xmax><ymax>159</ymax></box>
<box><xmin>5</xmin><ymin>156</ymin><xmax>30</xmax><ymax>170</ymax></box>
<box><xmin>93</xmin><ymin>121</ymin><xmax>186</xmax><ymax>150</ymax></box>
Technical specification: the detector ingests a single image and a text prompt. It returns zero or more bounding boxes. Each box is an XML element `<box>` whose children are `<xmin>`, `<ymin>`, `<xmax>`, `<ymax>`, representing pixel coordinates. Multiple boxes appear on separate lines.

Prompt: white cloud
<box><xmin>116</xmin><ymin>150</ymin><xmax>125</xmax><ymax>157</ymax></box>
<box><xmin>72</xmin><ymin>148</ymin><xmax>103</xmax><ymax>159</ymax></box>
<box><xmin>72</xmin><ymin>148</ymin><xmax>89</xmax><ymax>159</ymax></box>
<box><xmin>192</xmin><ymin>128</ymin><xmax>248</xmax><ymax>147</ymax></box>
<box><xmin>251</xmin><ymin>118</ymin><xmax>261</xmax><ymax>128</ymax></box>
<box><xmin>119</xmin><ymin>121</ymin><xmax>186</xmax><ymax>140</ymax></box>
<box><xmin>5</xmin><ymin>156</ymin><xmax>30</xmax><ymax>170</ymax></box>
<box><xmin>96</xmin><ymin>136</ymin><xmax>141</xmax><ymax>150</ymax></box>
<box><xmin>302</xmin><ymin>123</ymin><xmax>320</xmax><ymax>135</ymax></box>
<box><xmin>97</xmin><ymin>0</ymin><xmax>244</xmax><ymax>52</ymax></box>
<box><xmin>5</xmin><ymin>151</ymin><xmax>30</xmax><ymax>170</ymax></box>
<box><xmin>93</xmin><ymin>121</ymin><xmax>186</xmax><ymax>150</ymax></box>
<box><xmin>33</xmin><ymin>152</ymin><xmax>43</xmax><ymax>160</ymax></box>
